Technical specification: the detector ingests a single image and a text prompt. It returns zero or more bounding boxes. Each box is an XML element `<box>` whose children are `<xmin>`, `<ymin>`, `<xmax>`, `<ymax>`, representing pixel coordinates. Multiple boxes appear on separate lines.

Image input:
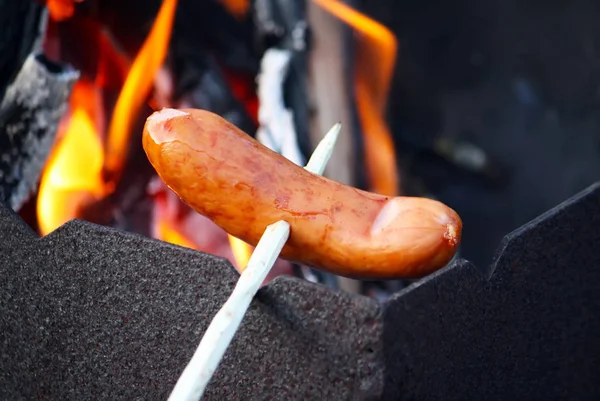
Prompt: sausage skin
<box><xmin>142</xmin><ymin>108</ymin><xmax>462</xmax><ymax>279</ymax></box>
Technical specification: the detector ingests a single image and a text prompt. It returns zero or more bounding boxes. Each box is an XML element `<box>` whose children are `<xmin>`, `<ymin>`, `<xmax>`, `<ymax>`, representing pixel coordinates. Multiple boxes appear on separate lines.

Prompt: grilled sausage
<box><xmin>142</xmin><ymin>108</ymin><xmax>462</xmax><ymax>278</ymax></box>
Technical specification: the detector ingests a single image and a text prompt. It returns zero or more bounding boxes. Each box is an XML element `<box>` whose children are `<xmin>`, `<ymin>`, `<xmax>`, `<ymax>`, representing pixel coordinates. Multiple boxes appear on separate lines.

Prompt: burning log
<box><xmin>306</xmin><ymin>0</ymin><xmax>364</xmax><ymax>293</ymax></box>
<box><xmin>307</xmin><ymin>0</ymin><xmax>358</xmax><ymax>188</ymax></box>
<box><xmin>0</xmin><ymin>2</ymin><xmax>79</xmax><ymax>211</ymax></box>
<box><xmin>254</xmin><ymin>0</ymin><xmax>313</xmax><ymax>160</ymax></box>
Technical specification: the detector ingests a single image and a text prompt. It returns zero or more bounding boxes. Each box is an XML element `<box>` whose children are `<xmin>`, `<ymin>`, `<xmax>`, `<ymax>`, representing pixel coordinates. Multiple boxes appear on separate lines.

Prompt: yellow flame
<box><xmin>37</xmin><ymin>100</ymin><xmax>106</xmax><ymax>235</ymax></box>
<box><xmin>104</xmin><ymin>0</ymin><xmax>179</xmax><ymax>182</ymax></box>
<box><xmin>228</xmin><ymin>235</ymin><xmax>254</xmax><ymax>271</ymax></box>
<box><xmin>38</xmin><ymin>1</ymin><xmax>178</xmax><ymax>235</ymax></box>
<box><xmin>312</xmin><ymin>0</ymin><xmax>399</xmax><ymax>196</ymax></box>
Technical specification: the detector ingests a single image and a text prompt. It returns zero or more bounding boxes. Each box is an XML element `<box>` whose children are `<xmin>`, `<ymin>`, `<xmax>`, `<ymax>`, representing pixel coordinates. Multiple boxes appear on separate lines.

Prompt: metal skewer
<box><xmin>167</xmin><ymin>122</ymin><xmax>342</xmax><ymax>401</ymax></box>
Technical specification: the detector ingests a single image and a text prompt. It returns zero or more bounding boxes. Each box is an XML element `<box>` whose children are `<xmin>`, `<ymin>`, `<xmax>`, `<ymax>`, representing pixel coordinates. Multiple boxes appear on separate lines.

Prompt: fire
<box><xmin>232</xmin><ymin>1</ymin><xmax>401</xmax><ymax>269</ymax></box>
<box><xmin>156</xmin><ymin>220</ymin><xmax>198</xmax><ymax>250</ymax></box>
<box><xmin>37</xmin><ymin>0</ymin><xmax>178</xmax><ymax>234</ymax></box>
<box><xmin>37</xmin><ymin>81</ymin><xmax>107</xmax><ymax>235</ymax></box>
<box><xmin>312</xmin><ymin>0</ymin><xmax>399</xmax><ymax>196</ymax></box>
<box><xmin>104</xmin><ymin>0</ymin><xmax>178</xmax><ymax>184</ymax></box>
<box><xmin>36</xmin><ymin>0</ymin><xmax>399</xmax><ymax>274</ymax></box>
<box><xmin>37</xmin><ymin>0</ymin><xmax>256</xmax><ymax>271</ymax></box>
<box><xmin>228</xmin><ymin>235</ymin><xmax>254</xmax><ymax>271</ymax></box>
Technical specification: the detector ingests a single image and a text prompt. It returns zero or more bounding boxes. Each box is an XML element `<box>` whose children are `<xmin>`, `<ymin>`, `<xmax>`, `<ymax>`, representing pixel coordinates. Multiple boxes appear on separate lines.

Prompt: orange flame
<box><xmin>312</xmin><ymin>0</ymin><xmax>399</xmax><ymax>196</ymax></box>
<box><xmin>104</xmin><ymin>0</ymin><xmax>178</xmax><ymax>183</ymax></box>
<box><xmin>228</xmin><ymin>235</ymin><xmax>254</xmax><ymax>271</ymax></box>
<box><xmin>37</xmin><ymin>0</ymin><xmax>178</xmax><ymax>234</ymax></box>
<box><xmin>159</xmin><ymin>221</ymin><xmax>254</xmax><ymax>269</ymax></box>
<box><xmin>37</xmin><ymin>81</ymin><xmax>107</xmax><ymax>235</ymax></box>
<box><xmin>156</xmin><ymin>219</ymin><xmax>198</xmax><ymax>250</ymax></box>
<box><xmin>38</xmin><ymin>0</ymin><xmax>397</xmax><ymax>277</ymax></box>
<box><xmin>36</xmin><ymin>0</ymin><xmax>257</xmax><ymax>272</ymax></box>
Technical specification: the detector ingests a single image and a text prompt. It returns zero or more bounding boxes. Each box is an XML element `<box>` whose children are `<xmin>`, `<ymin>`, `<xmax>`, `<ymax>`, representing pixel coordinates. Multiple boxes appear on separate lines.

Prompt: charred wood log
<box><xmin>0</xmin><ymin>0</ymin><xmax>79</xmax><ymax>210</ymax></box>
<box><xmin>0</xmin><ymin>53</ymin><xmax>79</xmax><ymax>211</ymax></box>
<box><xmin>254</xmin><ymin>0</ymin><xmax>313</xmax><ymax>161</ymax></box>
<box><xmin>0</xmin><ymin>3</ymin><xmax>80</xmax><ymax>211</ymax></box>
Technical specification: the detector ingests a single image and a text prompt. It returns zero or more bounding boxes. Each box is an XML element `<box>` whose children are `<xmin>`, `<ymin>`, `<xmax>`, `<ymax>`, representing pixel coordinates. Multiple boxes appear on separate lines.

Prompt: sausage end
<box><xmin>444</xmin><ymin>220</ymin><xmax>461</xmax><ymax>248</ymax></box>
<box><xmin>146</xmin><ymin>108</ymin><xmax>191</xmax><ymax>144</ymax></box>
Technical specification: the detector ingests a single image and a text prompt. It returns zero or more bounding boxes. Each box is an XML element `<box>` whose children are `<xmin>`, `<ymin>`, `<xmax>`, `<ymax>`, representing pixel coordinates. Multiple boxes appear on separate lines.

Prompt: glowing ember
<box><xmin>313</xmin><ymin>0</ymin><xmax>399</xmax><ymax>196</ymax></box>
<box><xmin>219</xmin><ymin>0</ymin><xmax>250</xmax><ymax>20</ymax></box>
<box><xmin>104</xmin><ymin>0</ymin><xmax>179</xmax><ymax>184</ymax></box>
<box><xmin>43</xmin><ymin>0</ymin><xmax>85</xmax><ymax>21</ymax></box>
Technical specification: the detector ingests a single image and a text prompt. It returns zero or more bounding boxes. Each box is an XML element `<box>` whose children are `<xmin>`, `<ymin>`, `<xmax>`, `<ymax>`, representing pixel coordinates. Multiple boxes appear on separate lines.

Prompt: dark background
<box><xmin>363</xmin><ymin>0</ymin><xmax>600</xmax><ymax>267</ymax></box>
